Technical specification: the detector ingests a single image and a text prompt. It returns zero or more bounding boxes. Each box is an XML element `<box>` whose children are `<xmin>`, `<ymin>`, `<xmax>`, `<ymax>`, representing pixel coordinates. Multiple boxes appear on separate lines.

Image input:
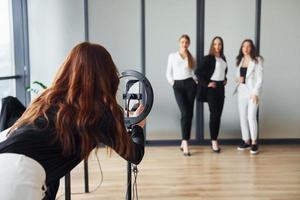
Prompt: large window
<box><xmin>0</xmin><ymin>0</ymin><xmax>16</xmax><ymax>109</ymax></box>
<box><xmin>145</xmin><ymin>0</ymin><xmax>197</xmax><ymax>141</ymax></box>
<box><xmin>260</xmin><ymin>0</ymin><xmax>300</xmax><ymax>138</ymax></box>
<box><xmin>204</xmin><ymin>0</ymin><xmax>256</xmax><ymax>139</ymax></box>
<box><xmin>0</xmin><ymin>0</ymin><xmax>30</xmax><ymax>111</ymax></box>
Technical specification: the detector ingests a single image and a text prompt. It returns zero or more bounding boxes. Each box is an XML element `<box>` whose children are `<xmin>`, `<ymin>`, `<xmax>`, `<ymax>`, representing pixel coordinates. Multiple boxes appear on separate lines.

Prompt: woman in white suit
<box><xmin>234</xmin><ymin>39</ymin><xmax>263</xmax><ymax>154</ymax></box>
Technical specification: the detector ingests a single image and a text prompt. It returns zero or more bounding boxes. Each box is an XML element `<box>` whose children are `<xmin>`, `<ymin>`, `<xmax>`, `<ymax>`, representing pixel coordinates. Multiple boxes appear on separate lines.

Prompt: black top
<box><xmin>195</xmin><ymin>55</ymin><xmax>228</xmax><ymax>102</ymax></box>
<box><xmin>240</xmin><ymin>67</ymin><xmax>247</xmax><ymax>84</ymax></box>
<box><xmin>0</xmin><ymin>108</ymin><xmax>144</xmax><ymax>184</ymax></box>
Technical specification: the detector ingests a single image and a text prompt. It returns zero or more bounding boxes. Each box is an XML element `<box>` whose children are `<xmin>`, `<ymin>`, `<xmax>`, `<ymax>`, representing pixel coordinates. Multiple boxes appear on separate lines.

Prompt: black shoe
<box><xmin>183</xmin><ymin>152</ymin><xmax>191</xmax><ymax>156</ymax></box>
<box><xmin>180</xmin><ymin>147</ymin><xmax>183</xmax><ymax>152</ymax></box>
<box><xmin>250</xmin><ymin>145</ymin><xmax>259</xmax><ymax>154</ymax></box>
<box><xmin>237</xmin><ymin>142</ymin><xmax>251</xmax><ymax>150</ymax></box>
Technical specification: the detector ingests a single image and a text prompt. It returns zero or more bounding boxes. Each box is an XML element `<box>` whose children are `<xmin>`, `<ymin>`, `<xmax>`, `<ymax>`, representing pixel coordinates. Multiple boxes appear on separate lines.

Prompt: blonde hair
<box><xmin>179</xmin><ymin>34</ymin><xmax>194</xmax><ymax>69</ymax></box>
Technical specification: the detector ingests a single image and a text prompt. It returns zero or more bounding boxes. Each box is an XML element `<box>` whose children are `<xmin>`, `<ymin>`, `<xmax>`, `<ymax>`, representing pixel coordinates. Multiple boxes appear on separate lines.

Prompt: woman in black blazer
<box><xmin>195</xmin><ymin>36</ymin><xmax>228</xmax><ymax>153</ymax></box>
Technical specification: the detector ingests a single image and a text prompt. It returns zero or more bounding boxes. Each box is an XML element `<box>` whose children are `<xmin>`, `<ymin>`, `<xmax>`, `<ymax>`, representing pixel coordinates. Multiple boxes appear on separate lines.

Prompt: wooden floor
<box><xmin>56</xmin><ymin>145</ymin><xmax>300</xmax><ymax>200</ymax></box>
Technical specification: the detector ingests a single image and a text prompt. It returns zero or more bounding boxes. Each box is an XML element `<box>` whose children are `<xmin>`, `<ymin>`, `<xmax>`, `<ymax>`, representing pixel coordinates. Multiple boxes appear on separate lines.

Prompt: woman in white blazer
<box><xmin>234</xmin><ymin>39</ymin><xmax>263</xmax><ymax>154</ymax></box>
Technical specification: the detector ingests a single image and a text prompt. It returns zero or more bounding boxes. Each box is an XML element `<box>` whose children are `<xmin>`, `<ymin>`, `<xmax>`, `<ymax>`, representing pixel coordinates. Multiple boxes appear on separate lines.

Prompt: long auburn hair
<box><xmin>209</xmin><ymin>36</ymin><xmax>226</xmax><ymax>60</ymax></box>
<box><xmin>236</xmin><ymin>39</ymin><xmax>262</xmax><ymax>66</ymax></box>
<box><xmin>179</xmin><ymin>34</ymin><xmax>194</xmax><ymax>69</ymax></box>
<box><xmin>9</xmin><ymin>42</ymin><xmax>130</xmax><ymax>159</ymax></box>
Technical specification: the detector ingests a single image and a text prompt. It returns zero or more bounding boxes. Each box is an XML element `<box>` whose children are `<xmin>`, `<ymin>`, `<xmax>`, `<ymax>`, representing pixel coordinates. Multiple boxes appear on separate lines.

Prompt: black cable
<box><xmin>132</xmin><ymin>165</ymin><xmax>139</xmax><ymax>200</ymax></box>
<box><xmin>55</xmin><ymin>150</ymin><xmax>103</xmax><ymax>200</ymax></box>
<box><xmin>125</xmin><ymin>164</ymin><xmax>139</xmax><ymax>200</ymax></box>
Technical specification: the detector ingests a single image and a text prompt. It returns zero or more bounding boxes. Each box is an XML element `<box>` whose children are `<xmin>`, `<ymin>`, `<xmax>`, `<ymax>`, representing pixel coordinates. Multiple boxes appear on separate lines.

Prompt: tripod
<box><xmin>124</xmin><ymin>97</ymin><xmax>140</xmax><ymax>200</ymax></box>
<box><xmin>64</xmin><ymin>70</ymin><xmax>153</xmax><ymax>200</ymax></box>
<box><xmin>120</xmin><ymin>70</ymin><xmax>153</xmax><ymax>200</ymax></box>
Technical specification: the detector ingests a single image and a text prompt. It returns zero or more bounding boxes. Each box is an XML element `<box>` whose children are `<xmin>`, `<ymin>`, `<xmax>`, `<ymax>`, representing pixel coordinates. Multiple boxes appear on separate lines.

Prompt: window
<box><xmin>0</xmin><ymin>0</ymin><xmax>16</xmax><ymax>110</ymax></box>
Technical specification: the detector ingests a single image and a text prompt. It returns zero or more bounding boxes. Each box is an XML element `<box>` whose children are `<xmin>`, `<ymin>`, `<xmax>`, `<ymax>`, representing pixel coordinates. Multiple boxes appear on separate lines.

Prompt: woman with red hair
<box><xmin>0</xmin><ymin>42</ymin><xmax>145</xmax><ymax>199</ymax></box>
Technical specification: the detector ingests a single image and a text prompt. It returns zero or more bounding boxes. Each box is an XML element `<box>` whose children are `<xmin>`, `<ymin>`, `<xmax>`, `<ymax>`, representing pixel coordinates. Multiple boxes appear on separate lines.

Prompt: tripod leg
<box><xmin>84</xmin><ymin>159</ymin><xmax>89</xmax><ymax>193</ymax></box>
<box><xmin>65</xmin><ymin>173</ymin><xmax>71</xmax><ymax>200</ymax></box>
<box><xmin>127</xmin><ymin>162</ymin><xmax>132</xmax><ymax>200</ymax></box>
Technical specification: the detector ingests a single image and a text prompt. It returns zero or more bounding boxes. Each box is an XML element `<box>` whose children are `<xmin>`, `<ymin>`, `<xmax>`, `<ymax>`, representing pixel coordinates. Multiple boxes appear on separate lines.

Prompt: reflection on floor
<box><xmin>56</xmin><ymin>145</ymin><xmax>300</xmax><ymax>200</ymax></box>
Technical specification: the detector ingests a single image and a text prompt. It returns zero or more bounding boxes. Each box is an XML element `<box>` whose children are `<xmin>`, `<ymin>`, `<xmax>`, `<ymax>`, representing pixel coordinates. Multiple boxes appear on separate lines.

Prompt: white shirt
<box><xmin>210</xmin><ymin>56</ymin><xmax>227</xmax><ymax>81</ymax></box>
<box><xmin>166</xmin><ymin>52</ymin><xmax>197</xmax><ymax>85</ymax></box>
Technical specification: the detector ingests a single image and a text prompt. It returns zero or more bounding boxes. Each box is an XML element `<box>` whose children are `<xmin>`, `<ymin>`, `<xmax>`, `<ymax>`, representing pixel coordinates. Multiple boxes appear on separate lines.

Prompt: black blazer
<box><xmin>195</xmin><ymin>55</ymin><xmax>228</xmax><ymax>102</ymax></box>
<box><xmin>0</xmin><ymin>96</ymin><xmax>26</xmax><ymax>131</ymax></box>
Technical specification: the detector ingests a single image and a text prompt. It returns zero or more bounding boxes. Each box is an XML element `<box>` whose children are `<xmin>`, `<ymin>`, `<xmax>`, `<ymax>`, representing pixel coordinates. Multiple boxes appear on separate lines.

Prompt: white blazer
<box><xmin>233</xmin><ymin>57</ymin><xmax>263</xmax><ymax>96</ymax></box>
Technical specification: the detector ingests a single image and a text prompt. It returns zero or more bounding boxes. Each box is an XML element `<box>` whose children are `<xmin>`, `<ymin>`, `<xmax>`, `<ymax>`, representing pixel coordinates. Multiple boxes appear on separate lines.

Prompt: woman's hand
<box><xmin>251</xmin><ymin>95</ymin><xmax>259</xmax><ymax>104</ymax></box>
<box><xmin>130</xmin><ymin>104</ymin><xmax>146</xmax><ymax>128</ymax></box>
<box><xmin>235</xmin><ymin>77</ymin><xmax>244</xmax><ymax>83</ymax></box>
<box><xmin>208</xmin><ymin>82</ymin><xmax>216</xmax><ymax>88</ymax></box>
<box><xmin>239</xmin><ymin>77</ymin><xmax>245</xmax><ymax>83</ymax></box>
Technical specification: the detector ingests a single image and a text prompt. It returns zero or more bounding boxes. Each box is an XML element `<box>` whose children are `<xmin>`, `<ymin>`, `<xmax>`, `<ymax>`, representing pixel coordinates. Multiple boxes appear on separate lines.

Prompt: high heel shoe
<box><xmin>212</xmin><ymin>147</ymin><xmax>221</xmax><ymax>153</ymax></box>
<box><xmin>183</xmin><ymin>152</ymin><xmax>191</xmax><ymax>156</ymax></box>
<box><xmin>211</xmin><ymin>140</ymin><xmax>221</xmax><ymax>153</ymax></box>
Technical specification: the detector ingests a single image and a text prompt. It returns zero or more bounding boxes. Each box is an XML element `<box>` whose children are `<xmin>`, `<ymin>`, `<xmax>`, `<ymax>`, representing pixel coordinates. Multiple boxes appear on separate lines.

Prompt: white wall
<box><xmin>260</xmin><ymin>0</ymin><xmax>300</xmax><ymax>138</ymax></box>
<box><xmin>28</xmin><ymin>0</ymin><xmax>84</xmax><ymax>96</ymax></box>
<box><xmin>204</xmin><ymin>0</ymin><xmax>256</xmax><ymax>139</ymax></box>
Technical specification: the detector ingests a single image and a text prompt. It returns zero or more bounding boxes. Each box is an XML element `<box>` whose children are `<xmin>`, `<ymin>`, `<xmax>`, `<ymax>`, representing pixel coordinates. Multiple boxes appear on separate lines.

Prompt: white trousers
<box><xmin>237</xmin><ymin>84</ymin><xmax>259</xmax><ymax>141</ymax></box>
<box><xmin>0</xmin><ymin>153</ymin><xmax>46</xmax><ymax>200</ymax></box>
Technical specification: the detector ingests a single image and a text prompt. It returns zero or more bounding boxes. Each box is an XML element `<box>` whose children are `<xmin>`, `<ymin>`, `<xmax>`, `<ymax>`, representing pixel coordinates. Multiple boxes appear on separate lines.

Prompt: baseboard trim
<box><xmin>145</xmin><ymin>139</ymin><xmax>300</xmax><ymax>146</ymax></box>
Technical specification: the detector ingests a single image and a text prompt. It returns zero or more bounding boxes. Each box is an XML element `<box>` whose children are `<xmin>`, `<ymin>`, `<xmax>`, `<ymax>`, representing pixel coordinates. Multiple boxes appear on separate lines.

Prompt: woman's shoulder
<box><xmin>257</xmin><ymin>56</ymin><xmax>263</xmax><ymax>63</ymax></box>
<box><xmin>204</xmin><ymin>54</ymin><xmax>215</xmax><ymax>60</ymax></box>
<box><xmin>204</xmin><ymin>54</ymin><xmax>212</xmax><ymax>59</ymax></box>
<box><xmin>169</xmin><ymin>52</ymin><xmax>179</xmax><ymax>58</ymax></box>
<box><xmin>253</xmin><ymin>56</ymin><xmax>264</xmax><ymax>66</ymax></box>
<box><xmin>202</xmin><ymin>54</ymin><xmax>216</xmax><ymax>64</ymax></box>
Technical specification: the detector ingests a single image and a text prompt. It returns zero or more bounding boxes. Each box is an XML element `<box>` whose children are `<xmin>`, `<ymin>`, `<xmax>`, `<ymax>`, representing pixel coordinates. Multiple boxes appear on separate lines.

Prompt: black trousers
<box><xmin>173</xmin><ymin>78</ymin><xmax>196</xmax><ymax>140</ymax></box>
<box><xmin>207</xmin><ymin>84</ymin><xmax>225</xmax><ymax>140</ymax></box>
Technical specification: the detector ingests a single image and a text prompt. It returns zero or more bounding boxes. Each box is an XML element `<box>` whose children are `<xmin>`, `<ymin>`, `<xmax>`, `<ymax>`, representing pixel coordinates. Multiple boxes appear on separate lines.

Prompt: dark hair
<box><xmin>236</xmin><ymin>39</ymin><xmax>262</xmax><ymax>66</ymax></box>
<box><xmin>209</xmin><ymin>36</ymin><xmax>226</xmax><ymax>60</ymax></box>
<box><xmin>179</xmin><ymin>34</ymin><xmax>194</xmax><ymax>69</ymax></box>
<box><xmin>10</xmin><ymin>42</ymin><xmax>131</xmax><ymax>159</ymax></box>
